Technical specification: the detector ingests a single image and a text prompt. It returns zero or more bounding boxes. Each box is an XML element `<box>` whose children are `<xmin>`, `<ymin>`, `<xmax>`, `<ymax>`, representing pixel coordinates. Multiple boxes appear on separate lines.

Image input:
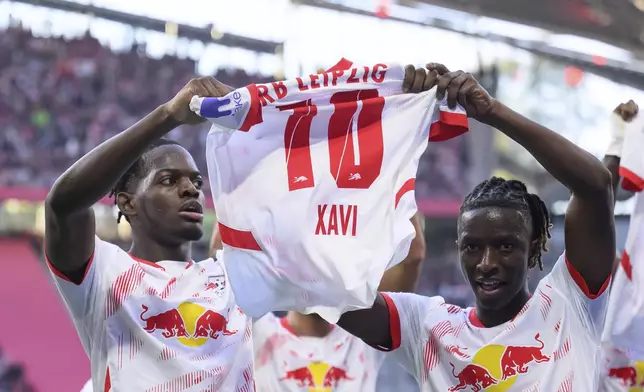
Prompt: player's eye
<box><xmin>500</xmin><ymin>243</ymin><xmax>514</xmax><ymax>252</ymax></box>
<box><xmin>193</xmin><ymin>178</ymin><xmax>204</xmax><ymax>189</ymax></box>
<box><xmin>462</xmin><ymin>244</ymin><xmax>478</xmax><ymax>252</ymax></box>
<box><xmin>160</xmin><ymin>177</ymin><xmax>174</xmax><ymax>186</ymax></box>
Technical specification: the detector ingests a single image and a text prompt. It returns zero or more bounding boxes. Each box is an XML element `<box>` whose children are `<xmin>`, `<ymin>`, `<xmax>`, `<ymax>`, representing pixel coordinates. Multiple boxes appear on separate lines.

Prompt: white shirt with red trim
<box><xmin>378</xmin><ymin>254</ymin><xmax>608</xmax><ymax>392</ymax></box>
<box><xmin>252</xmin><ymin>313</ymin><xmax>385</xmax><ymax>392</ymax></box>
<box><xmin>600</xmin><ymin>114</ymin><xmax>644</xmax><ymax>391</ymax></box>
<box><xmin>48</xmin><ymin>237</ymin><xmax>254</xmax><ymax>392</ymax></box>
<box><xmin>192</xmin><ymin>59</ymin><xmax>469</xmax><ymax>323</ymax></box>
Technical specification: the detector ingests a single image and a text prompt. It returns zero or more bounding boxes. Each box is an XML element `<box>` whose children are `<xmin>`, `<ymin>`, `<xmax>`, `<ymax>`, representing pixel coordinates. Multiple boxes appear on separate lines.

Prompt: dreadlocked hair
<box><xmin>460</xmin><ymin>176</ymin><xmax>552</xmax><ymax>270</ymax></box>
<box><xmin>109</xmin><ymin>139</ymin><xmax>183</xmax><ymax>224</ymax></box>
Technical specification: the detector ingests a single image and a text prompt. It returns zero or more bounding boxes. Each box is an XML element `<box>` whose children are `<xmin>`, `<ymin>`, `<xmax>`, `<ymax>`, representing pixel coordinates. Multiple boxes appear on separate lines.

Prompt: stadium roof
<box><xmin>411</xmin><ymin>0</ymin><xmax>644</xmax><ymax>52</ymax></box>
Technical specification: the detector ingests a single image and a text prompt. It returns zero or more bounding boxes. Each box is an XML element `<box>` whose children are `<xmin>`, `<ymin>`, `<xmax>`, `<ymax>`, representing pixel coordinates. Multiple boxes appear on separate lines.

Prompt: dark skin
<box><xmin>605</xmin><ymin>100</ymin><xmax>638</xmax><ymax>278</ymax></box>
<box><xmin>339</xmin><ymin>63</ymin><xmax>614</xmax><ymax>347</ymax></box>
<box><xmin>45</xmin><ymin>77</ymin><xmax>233</xmax><ymax>283</ymax></box>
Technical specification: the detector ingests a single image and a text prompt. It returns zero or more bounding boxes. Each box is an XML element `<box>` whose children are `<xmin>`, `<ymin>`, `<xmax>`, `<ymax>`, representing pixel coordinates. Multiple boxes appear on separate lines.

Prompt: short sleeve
<box><xmin>428</xmin><ymin>94</ymin><xmax>469</xmax><ymax>142</ymax></box>
<box><xmin>380</xmin><ymin>292</ymin><xmax>441</xmax><ymax>380</ymax></box>
<box><xmin>46</xmin><ymin>236</ymin><xmax>120</xmax><ymax>348</ymax></box>
<box><xmin>619</xmin><ymin>114</ymin><xmax>644</xmax><ymax>192</ymax></box>
<box><xmin>546</xmin><ymin>253</ymin><xmax>610</xmax><ymax>338</ymax></box>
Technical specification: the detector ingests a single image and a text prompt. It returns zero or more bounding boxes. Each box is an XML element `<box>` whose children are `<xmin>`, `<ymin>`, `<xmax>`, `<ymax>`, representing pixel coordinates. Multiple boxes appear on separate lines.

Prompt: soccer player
<box><xmin>338</xmin><ymin>65</ymin><xmax>615</xmax><ymax>391</ymax></box>
<box><xmin>211</xmin><ymin>215</ymin><xmax>426</xmax><ymax>391</ymax></box>
<box><xmin>600</xmin><ymin>99</ymin><xmax>642</xmax><ymax>392</ymax></box>
<box><xmin>44</xmin><ymin>77</ymin><xmax>258</xmax><ymax>391</ymax></box>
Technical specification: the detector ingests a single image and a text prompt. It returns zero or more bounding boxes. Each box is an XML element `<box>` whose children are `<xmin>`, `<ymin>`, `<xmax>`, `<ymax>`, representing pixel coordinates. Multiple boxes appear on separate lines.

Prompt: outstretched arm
<box><xmin>45</xmin><ymin>77</ymin><xmax>232</xmax><ymax>282</ymax></box>
<box><xmin>378</xmin><ymin>214</ymin><xmax>427</xmax><ymax>293</ymax></box>
<box><xmin>478</xmin><ymin>86</ymin><xmax>614</xmax><ymax>295</ymax></box>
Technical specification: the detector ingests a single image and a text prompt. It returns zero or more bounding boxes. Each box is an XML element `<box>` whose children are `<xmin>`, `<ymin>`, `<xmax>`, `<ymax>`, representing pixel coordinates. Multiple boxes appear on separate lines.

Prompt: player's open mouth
<box><xmin>476</xmin><ymin>278</ymin><xmax>505</xmax><ymax>293</ymax></box>
<box><xmin>179</xmin><ymin>201</ymin><xmax>204</xmax><ymax>222</ymax></box>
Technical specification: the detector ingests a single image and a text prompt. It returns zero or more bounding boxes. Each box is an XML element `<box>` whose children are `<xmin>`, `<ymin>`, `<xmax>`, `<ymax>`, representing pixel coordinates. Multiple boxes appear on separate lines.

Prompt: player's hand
<box><xmin>163</xmin><ymin>77</ymin><xmax>234</xmax><ymax>125</ymax></box>
<box><xmin>614</xmin><ymin>100</ymin><xmax>639</xmax><ymax>123</ymax></box>
<box><xmin>434</xmin><ymin>66</ymin><xmax>498</xmax><ymax>121</ymax></box>
<box><xmin>402</xmin><ymin>63</ymin><xmax>449</xmax><ymax>93</ymax></box>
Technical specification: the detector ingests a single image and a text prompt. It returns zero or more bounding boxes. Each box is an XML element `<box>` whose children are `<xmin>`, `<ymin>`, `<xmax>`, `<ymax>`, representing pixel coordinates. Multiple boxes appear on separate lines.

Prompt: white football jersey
<box><xmin>48</xmin><ymin>237</ymin><xmax>254</xmax><ymax>391</ymax></box>
<box><xmin>192</xmin><ymin>59</ymin><xmax>469</xmax><ymax>322</ymax></box>
<box><xmin>377</xmin><ymin>254</ymin><xmax>608</xmax><ymax>392</ymax></box>
<box><xmin>601</xmin><ymin>113</ymin><xmax>644</xmax><ymax>391</ymax></box>
<box><xmin>253</xmin><ymin>313</ymin><xmax>385</xmax><ymax>392</ymax></box>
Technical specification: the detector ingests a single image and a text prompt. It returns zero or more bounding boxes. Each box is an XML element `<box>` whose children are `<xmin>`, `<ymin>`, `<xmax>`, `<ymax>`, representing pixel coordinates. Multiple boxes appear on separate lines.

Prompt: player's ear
<box><xmin>116</xmin><ymin>192</ymin><xmax>137</xmax><ymax>221</ymax></box>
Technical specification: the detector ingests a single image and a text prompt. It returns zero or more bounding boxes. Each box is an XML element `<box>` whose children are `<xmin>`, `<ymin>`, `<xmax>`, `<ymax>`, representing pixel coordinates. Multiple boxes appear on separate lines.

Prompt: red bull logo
<box><xmin>280</xmin><ymin>361</ymin><xmax>352</xmax><ymax>392</ymax></box>
<box><xmin>607</xmin><ymin>361</ymin><xmax>644</xmax><ymax>391</ymax></box>
<box><xmin>140</xmin><ymin>302</ymin><xmax>236</xmax><ymax>347</ymax></box>
<box><xmin>448</xmin><ymin>333</ymin><xmax>550</xmax><ymax>392</ymax></box>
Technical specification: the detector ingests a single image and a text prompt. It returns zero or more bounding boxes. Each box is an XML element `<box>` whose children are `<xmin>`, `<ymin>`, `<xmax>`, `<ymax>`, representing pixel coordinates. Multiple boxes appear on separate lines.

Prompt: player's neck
<box><xmin>474</xmin><ymin>288</ymin><xmax>531</xmax><ymax>327</ymax></box>
<box><xmin>285</xmin><ymin>311</ymin><xmax>333</xmax><ymax>338</ymax></box>
<box><xmin>128</xmin><ymin>237</ymin><xmax>193</xmax><ymax>263</ymax></box>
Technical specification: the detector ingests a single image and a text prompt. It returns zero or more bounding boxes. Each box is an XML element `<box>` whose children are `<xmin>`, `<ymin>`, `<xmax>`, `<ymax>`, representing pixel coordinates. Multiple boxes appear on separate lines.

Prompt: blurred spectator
<box><xmin>0</xmin><ymin>349</ymin><xmax>33</xmax><ymax>392</ymax></box>
<box><xmin>0</xmin><ymin>23</ymin><xmax>271</xmax><ymax>189</ymax></box>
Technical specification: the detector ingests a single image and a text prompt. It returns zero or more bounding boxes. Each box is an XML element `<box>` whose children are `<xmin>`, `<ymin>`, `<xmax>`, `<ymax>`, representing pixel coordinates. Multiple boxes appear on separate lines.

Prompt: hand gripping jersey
<box><xmin>375</xmin><ymin>254</ymin><xmax>608</xmax><ymax>392</ymax></box>
<box><xmin>192</xmin><ymin>59</ymin><xmax>468</xmax><ymax>322</ymax></box>
<box><xmin>601</xmin><ymin>114</ymin><xmax>644</xmax><ymax>391</ymax></box>
<box><xmin>47</xmin><ymin>237</ymin><xmax>254</xmax><ymax>392</ymax></box>
<box><xmin>252</xmin><ymin>313</ymin><xmax>385</xmax><ymax>391</ymax></box>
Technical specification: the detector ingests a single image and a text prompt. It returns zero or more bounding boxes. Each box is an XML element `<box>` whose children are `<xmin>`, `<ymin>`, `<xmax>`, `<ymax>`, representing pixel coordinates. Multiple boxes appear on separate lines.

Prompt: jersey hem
<box><xmin>565</xmin><ymin>253</ymin><xmax>611</xmax><ymax>299</ymax></box>
<box><xmin>376</xmin><ymin>293</ymin><xmax>401</xmax><ymax>352</ymax></box>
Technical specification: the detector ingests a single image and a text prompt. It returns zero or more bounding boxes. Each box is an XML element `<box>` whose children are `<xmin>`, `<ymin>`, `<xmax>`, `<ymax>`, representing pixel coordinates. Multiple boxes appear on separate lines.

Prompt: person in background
<box><xmin>338</xmin><ymin>64</ymin><xmax>615</xmax><ymax>391</ymax></box>
<box><xmin>600</xmin><ymin>99</ymin><xmax>642</xmax><ymax>392</ymax></box>
<box><xmin>210</xmin><ymin>214</ymin><xmax>426</xmax><ymax>391</ymax></box>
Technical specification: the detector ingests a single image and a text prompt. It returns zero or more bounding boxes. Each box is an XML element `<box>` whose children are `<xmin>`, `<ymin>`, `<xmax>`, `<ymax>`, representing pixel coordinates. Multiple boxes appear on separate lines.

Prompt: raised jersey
<box><xmin>253</xmin><ymin>313</ymin><xmax>385</xmax><ymax>392</ymax></box>
<box><xmin>376</xmin><ymin>254</ymin><xmax>608</xmax><ymax>392</ymax></box>
<box><xmin>601</xmin><ymin>113</ymin><xmax>644</xmax><ymax>391</ymax></box>
<box><xmin>48</xmin><ymin>237</ymin><xmax>254</xmax><ymax>392</ymax></box>
<box><xmin>192</xmin><ymin>59</ymin><xmax>469</xmax><ymax>322</ymax></box>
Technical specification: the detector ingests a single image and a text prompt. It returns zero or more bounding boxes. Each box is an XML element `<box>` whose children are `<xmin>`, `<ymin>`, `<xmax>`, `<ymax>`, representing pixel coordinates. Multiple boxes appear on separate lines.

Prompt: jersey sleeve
<box><xmin>46</xmin><ymin>236</ymin><xmax>117</xmax><ymax>348</ymax></box>
<box><xmin>428</xmin><ymin>94</ymin><xmax>469</xmax><ymax>142</ymax></box>
<box><xmin>378</xmin><ymin>292</ymin><xmax>441</xmax><ymax>380</ymax></box>
<box><xmin>619</xmin><ymin>114</ymin><xmax>644</xmax><ymax>192</ymax></box>
<box><xmin>546</xmin><ymin>253</ymin><xmax>610</xmax><ymax>338</ymax></box>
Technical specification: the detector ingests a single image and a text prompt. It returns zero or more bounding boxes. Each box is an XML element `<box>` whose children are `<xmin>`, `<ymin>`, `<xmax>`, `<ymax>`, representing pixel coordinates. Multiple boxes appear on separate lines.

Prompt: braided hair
<box><xmin>460</xmin><ymin>177</ymin><xmax>552</xmax><ymax>270</ymax></box>
<box><xmin>109</xmin><ymin>139</ymin><xmax>182</xmax><ymax>224</ymax></box>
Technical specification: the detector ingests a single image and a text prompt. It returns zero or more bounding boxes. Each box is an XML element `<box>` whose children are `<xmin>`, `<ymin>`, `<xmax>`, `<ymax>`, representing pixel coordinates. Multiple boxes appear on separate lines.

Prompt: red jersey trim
<box><xmin>621</xmin><ymin>250</ymin><xmax>633</xmax><ymax>281</ymax></box>
<box><xmin>564</xmin><ymin>254</ymin><xmax>611</xmax><ymax>299</ymax></box>
<box><xmin>619</xmin><ymin>166</ymin><xmax>644</xmax><ymax>193</ymax></box>
<box><xmin>395</xmin><ymin>178</ymin><xmax>416</xmax><ymax>209</ymax></box>
<box><xmin>239</xmin><ymin>83</ymin><xmax>264</xmax><ymax>132</ymax></box>
<box><xmin>468</xmin><ymin>308</ymin><xmax>486</xmax><ymax>328</ymax></box>
<box><xmin>45</xmin><ymin>246</ymin><xmax>95</xmax><ymax>286</ymax></box>
<box><xmin>280</xmin><ymin>317</ymin><xmax>297</xmax><ymax>335</ymax></box>
<box><xmin>104</xmin><ymin>366</ymin><xmax>111</xmax><ymax>392</ymax></box>
<box><xmin>218</xmin><ymin>222</ymin><xmax>262</xmax><ymax>251</ymax></box>
<box><xmin>376</xmin><ymin>293</ymin><xmax>401</xmax><ymax>352</ymax></box>
<box><xmin>429</xmin><ymin>111</ymin><xmax>469</xmax><ymax>142</ymax></box>
<box><xmin>326</xmin><ymin>58</ymin><xmax>354</xmax><ymax>72</ymax></box>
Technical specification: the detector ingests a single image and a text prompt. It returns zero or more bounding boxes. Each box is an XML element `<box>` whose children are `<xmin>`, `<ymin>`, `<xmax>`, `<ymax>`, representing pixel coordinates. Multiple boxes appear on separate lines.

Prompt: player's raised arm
<box><xmin>377</xmin><ymin>213</ymin><xmax>426</xmax><ymax>293</ymax></box>
<box><xmin>458</xmin><ymin>69</ymin><xmax>615</xmax><ymax>294</ymax></box>
<box><xmin>45</xmin><ymin>77</ymin><xmax>232</xmax><ymax>282</ymax></box>
<box><xmin>604</xmin><ymin>100</ymin><xmax>638</xmax><ymax>277</ymax></box>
